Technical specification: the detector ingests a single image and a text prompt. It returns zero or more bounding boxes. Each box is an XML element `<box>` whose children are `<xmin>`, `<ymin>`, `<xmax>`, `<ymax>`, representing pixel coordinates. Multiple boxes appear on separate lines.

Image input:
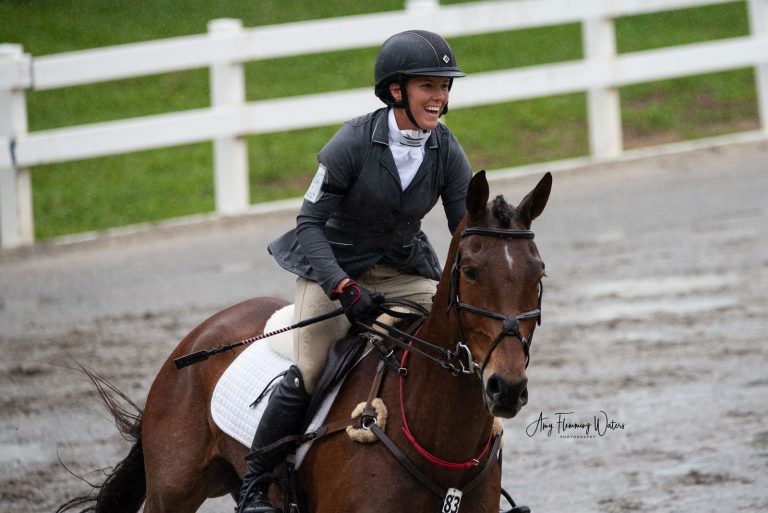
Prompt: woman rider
<box><xmin>237</xmin><ymin>29</ymin><xmax>472</xmax><ymax>513</ymax></box>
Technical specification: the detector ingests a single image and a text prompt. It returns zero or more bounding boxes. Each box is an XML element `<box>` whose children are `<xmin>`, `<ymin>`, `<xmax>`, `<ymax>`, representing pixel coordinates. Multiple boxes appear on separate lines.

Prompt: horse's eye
<box><xmin>462</xmin><ymin>267</ymin><xmax>478</xmax><ymax>281</ymax></box>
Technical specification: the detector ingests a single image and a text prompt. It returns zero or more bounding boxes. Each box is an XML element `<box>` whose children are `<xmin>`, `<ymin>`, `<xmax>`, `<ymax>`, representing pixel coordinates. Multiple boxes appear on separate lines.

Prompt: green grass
<box><xmin>34</xmin><ymin>144</ymin><xmax>214</xmax><ymax>236</ymax></box>
<box><xmin>621</xmin><ymin>69</ymin><xmax>758</xmax><ymax>147</ymax></box>
<box><xmin>0</xmin><ymin>0</ymin><xmax>759</xmax><ymax>239</ymax></box>
<box><xmin>615</xmin><ymin>1</ymin><xmax>758</xmax><ymax>147</ymax></box>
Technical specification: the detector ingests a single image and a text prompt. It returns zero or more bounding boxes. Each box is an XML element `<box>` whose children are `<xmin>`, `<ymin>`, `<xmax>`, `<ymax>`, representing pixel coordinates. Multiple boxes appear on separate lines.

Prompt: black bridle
<box><xmin>364</xmin><ymin>225</ymin><xmax>543</xmax><ymax>379</ymax></box>
<box><xmin>448</xmin><ymin>227</ymin><xmax>543</xmax><ymax>377</ymax></box>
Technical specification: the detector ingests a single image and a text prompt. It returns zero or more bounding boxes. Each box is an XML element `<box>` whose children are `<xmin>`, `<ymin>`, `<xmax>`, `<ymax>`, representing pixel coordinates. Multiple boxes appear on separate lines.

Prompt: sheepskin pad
<box><xmin>346</xmin><ymin>398</ymin><xmax>388</xmax><ymax>443</ymax></box>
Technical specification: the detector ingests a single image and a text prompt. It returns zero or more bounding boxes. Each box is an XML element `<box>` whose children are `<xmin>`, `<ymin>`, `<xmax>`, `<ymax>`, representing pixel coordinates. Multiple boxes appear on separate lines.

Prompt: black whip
<box><xmin>174</xmin><ymin>307</ymin><xmax>345</xmax><ymax>369</ymax></box>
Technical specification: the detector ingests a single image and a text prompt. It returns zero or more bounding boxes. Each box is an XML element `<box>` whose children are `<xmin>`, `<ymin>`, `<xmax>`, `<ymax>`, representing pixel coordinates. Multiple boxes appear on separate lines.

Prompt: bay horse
<box><xmin>56</xmin><ymin>170</ymin><xmax>551</xmax><ymax>513</ymax></box>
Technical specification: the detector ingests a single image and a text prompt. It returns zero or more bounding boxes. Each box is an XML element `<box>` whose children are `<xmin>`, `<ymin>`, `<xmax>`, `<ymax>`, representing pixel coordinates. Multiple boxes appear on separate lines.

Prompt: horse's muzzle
<box><xmin>484</xmin><ymin>375</ymin><xmax>528</xmax><ymax>418</ymax></box>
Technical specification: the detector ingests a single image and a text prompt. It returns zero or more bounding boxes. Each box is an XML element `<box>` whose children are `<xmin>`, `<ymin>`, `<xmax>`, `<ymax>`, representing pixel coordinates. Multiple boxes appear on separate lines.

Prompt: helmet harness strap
<box><xmin>398</xmin><ymin>77</ymin><xmax>423</xmax><ymax>131</ymax></box>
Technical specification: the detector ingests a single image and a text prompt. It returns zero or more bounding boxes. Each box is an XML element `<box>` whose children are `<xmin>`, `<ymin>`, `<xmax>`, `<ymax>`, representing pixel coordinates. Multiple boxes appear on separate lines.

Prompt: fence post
<box><xmin>208</xmin><ymin>19</ymin><xmax>249</xmax><ymax>215</ymax></box>
<box><xmin>0</xmin><ymin>44</ymin><xmax>33</xmax><ymax>248</ymax></box>
<box><xmin>747</xmin><ymin>0</ymin><xmax>768</xmax><ymax>136</ymax></box>
<box><xmin>583</xmin><ymin>15</ymin><xmax>622</xmax><ymax>160</ymax></box>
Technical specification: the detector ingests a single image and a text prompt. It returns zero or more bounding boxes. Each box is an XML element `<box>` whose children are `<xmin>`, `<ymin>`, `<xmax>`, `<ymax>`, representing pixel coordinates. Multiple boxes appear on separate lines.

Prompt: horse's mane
<box><xmin>491</xmin><ymin>195</ymin><xmax>515</xmax><ymax>228</ymax></box>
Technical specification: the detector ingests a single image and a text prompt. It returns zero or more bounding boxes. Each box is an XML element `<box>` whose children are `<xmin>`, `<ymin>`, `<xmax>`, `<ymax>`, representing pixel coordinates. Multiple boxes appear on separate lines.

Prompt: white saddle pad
<box><xmin>210</xmin><ymin>305</ymin><xmax>363</xmax><ymax>468</ymax></box>
<box><xmin>211</xmin><ymin>338</ymin><xmax>292</xmax><ymax>448</ymax></box>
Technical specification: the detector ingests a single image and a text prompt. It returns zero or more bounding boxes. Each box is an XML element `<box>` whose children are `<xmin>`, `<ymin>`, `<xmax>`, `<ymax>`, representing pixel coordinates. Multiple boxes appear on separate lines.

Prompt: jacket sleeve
<box><xmin>440</xmin><ymin>130</ymin><xmax>472</xmax><ymax>234</ymax></box>
<box><xmin>295</xmin><ymin>122</ymin><xmax>360</xmax><ymax>297</ymax></box>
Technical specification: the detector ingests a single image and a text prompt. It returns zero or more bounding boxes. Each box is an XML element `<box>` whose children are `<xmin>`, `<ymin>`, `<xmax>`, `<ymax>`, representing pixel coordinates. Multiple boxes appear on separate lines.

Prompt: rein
<box><xmin>294</xmin><ymin>271</ymin><xmax>537</xmax><ymax>510</ymax></box>
<box><xmin>350</xmin><ymin>223</ymin><xmax>544</xmax><ymax>487</ymax></box>
<box><xmin>295</xmin><ymin>225</ymin><xmax>543</xmax><ymax>511</ymax></box>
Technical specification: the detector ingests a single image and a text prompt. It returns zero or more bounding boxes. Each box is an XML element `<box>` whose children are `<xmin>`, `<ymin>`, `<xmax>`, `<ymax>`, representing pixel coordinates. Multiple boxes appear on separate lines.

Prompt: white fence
<box><xmin>1</xmin><ymin>0</ymin><xmax>767</xmax><ymax>248</ymax></box>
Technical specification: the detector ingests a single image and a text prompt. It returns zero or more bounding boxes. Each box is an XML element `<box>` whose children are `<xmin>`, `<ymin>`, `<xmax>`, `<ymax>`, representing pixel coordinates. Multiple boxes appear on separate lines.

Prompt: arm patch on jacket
<box><xmin>320</xmin><ymin>182</ymin><xmax>347</xmax><ymax>195</ymax></box>
<box><xmin>304</xmin><ymin>164</ymin><xmax>326</xmax><ymax>203</ymax></box>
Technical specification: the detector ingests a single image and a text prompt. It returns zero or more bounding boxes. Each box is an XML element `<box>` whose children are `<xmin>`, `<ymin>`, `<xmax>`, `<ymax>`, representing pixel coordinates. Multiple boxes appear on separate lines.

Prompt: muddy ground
<box><xmin>1</xmin><ymin>139</ymin><xmax>767</xmax><ymax>513</ymax></box>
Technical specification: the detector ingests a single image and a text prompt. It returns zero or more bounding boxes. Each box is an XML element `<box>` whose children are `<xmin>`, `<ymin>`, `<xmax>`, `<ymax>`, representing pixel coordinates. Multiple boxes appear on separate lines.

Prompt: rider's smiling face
<box><xmin>390</xmin><ymin>76</ymin><xmax>451</xmax><ymax>131</ymax></box>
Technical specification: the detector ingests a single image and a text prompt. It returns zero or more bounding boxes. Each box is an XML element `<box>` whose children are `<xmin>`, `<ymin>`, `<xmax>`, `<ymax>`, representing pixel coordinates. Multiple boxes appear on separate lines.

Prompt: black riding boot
<box><xmin>236</xmin><ymin>365</ymin><xmax>311</xmax><ymax>513</ymax></box>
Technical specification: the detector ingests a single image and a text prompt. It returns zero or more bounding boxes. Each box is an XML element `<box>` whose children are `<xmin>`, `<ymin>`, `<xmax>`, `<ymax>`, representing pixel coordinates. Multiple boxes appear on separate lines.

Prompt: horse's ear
<box><xmin>467</xmin><ymin>170</ymin><xmax>490</xmax><ymax>218</ymax></box>
<box><xmin>518</xmin><ymin>172</ymin><xmax>552</xmax><ymax>227</ymax></box>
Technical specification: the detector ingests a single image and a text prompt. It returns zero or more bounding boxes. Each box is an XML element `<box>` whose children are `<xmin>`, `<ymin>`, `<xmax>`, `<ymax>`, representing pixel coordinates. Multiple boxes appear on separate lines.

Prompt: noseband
<box><xmin>448</xmin><ymin>227</ymin><xmax>543</xmax><ymax>377</ymax></box>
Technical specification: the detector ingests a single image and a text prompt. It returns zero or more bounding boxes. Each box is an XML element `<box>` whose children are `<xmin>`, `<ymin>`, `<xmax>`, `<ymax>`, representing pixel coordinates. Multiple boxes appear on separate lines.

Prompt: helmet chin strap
<box><xmin>397</xmin><ymin>77</ymin><xmax>424</xmax><ymax>131</ymax></box>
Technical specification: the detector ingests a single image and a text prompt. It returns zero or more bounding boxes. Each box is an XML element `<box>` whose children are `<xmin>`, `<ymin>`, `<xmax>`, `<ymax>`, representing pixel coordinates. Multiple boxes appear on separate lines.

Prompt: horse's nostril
<box><xmin>519</xmin><ymin>385</ymin><xmax>528</xmax><ymax>406</ymax></box>
<box><xmin>486</xmin><ymin>374</ymin><xmax>502</xmax><ymax>399</ymax></box>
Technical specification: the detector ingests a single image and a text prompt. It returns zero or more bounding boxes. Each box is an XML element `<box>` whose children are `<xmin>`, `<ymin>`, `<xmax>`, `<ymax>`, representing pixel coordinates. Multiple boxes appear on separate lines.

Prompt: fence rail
<box><xmin>1</xmin><ymin>0</ymin><xmax>767</xmax><ymax>247</ymax></box>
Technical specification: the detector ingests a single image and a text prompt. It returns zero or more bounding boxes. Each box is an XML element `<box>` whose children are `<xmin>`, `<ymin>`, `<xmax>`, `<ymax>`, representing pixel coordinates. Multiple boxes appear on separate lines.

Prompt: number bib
<box><xmin>442</xmin><ymin>488</ymin><xmax>463</xmax><ymax>513</ymax></box>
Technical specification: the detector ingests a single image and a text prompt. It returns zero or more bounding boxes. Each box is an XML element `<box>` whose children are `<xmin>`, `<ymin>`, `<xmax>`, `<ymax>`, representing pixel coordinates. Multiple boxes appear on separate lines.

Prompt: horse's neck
<box><xmin>397</xmin><ymin>308</ymin><xmax>495</xmax><ymax>459</ymax></box>
<box><xmin>389</xmin><ymin>230</ymin><xmax>494</xmax><ymax>455</ymax></box>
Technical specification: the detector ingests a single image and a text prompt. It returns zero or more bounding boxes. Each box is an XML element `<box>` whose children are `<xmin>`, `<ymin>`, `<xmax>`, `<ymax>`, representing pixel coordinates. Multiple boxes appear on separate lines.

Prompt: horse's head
<box><xmin>450</xmin><ymin>171</ymin><xmax>551</xmax><ymax>418</ymax></box>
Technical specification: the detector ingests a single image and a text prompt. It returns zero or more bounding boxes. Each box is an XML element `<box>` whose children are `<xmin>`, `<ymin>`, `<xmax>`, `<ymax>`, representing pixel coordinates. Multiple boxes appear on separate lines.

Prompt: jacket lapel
<box><xmin>373</xmin><ymin>109</ymin><xmax>404</xmax><ymax>187</ymax></box>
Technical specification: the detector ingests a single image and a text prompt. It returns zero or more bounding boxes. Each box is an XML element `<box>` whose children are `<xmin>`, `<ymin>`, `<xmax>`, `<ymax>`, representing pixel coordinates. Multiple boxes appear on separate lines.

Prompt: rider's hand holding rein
<box><xmin>333</xmin><ymin>279</ymin><xmax>383</xmax><ymax>323</ymax></box>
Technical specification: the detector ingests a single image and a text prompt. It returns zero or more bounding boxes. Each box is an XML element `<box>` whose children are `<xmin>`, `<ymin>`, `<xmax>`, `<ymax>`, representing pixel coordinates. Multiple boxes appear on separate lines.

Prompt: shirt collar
<box><xmin>372</xmin><ymin>107</ymin><xmax>439</xmax><ymax>150</ymax></box>
<box><xmin>387</xmin><ymin>108</ymin><xmax>430</xmax><ymax>148</ymax></box>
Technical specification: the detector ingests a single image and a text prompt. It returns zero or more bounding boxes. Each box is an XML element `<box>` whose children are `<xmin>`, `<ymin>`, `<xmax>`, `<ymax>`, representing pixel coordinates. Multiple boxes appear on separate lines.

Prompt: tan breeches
<box><xmin>293</xmin><ymin>264</ymin><xmax>437</xmax><ymax>393</ymax></box>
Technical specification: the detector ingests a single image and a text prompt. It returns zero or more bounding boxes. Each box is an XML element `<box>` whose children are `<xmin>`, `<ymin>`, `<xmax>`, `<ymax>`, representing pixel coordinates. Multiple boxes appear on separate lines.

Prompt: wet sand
<box><xmin>1</xmin><ymin>140</ymin><xmax>766</xmax><ymax>512</ymax></box>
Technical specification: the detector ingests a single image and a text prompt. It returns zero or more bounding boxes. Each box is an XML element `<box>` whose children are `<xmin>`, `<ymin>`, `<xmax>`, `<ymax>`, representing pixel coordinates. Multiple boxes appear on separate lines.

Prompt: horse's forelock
<box><xmin>491</xmin><ymin>195</ymin><xmax>515</xmax><ymax>228</ymax></box>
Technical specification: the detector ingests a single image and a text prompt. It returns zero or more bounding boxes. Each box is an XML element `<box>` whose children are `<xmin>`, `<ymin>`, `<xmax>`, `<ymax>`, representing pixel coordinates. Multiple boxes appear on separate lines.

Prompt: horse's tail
<box><xmin>55</xmin><ymin>364</ymin><xmax>146</xmax><ymax>513</ymax></box>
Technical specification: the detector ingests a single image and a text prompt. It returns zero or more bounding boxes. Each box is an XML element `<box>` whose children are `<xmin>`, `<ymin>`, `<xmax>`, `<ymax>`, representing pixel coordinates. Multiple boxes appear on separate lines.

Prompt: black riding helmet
<box><xmin>374</xmin><ymin>30</ymin><xmax>465</xmax><ymax>129</ymax></box>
